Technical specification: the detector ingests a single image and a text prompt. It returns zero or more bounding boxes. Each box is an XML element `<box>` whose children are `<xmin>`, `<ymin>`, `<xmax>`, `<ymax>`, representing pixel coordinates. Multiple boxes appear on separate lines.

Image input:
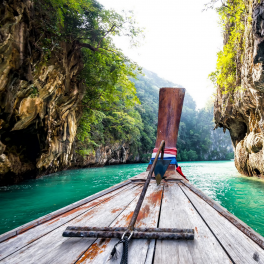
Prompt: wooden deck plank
<box><xmin>130</xmin><ymin>172</ymin><xmax>149</xmax><ymax>181</ymax></box>
<box><xmin>164</xmin><ymin>170</ymin><xmax>184</xmax><ymax>180</ymax></box>
<box><xmin>144</xmin><ymin>239</ymin><xmax>156</xmax><ymax>264</ymax></box>
<box><xmin>1</xmin><ymin>184</ymin><xmax>142</xmax><ymax>264</ymax></box>
<box><xmin>154</xmin><ymin>182</ymin><xmax>231</xmax><ymax>264</ymax></box>
<box><xmin>181</xmin><ymin>179</ymin><xmax>264</xmax><ymax>250</ymax></box>
<box><xmin>0</xmin><ymin>183</ymin><xmax>134</xmax><ymax>261</ymax></box>
<box><xmin>75</xmin><ymin>182</ymin><xmax>164</xmax><ymax>264</ymax></box>
<box><xmin>129</xmin><ymin>170</ymin><xmax>184</xmax><ymax>181</ymax></box>
<box><xmin>180</xmin><ymin>183</ymin><xmax>264</xmax><ymax>264</ymax></box>
<box><xmin>0</xmin><ymin>179</ymin><xmax>132</xmax><ymax>243</ymax></box>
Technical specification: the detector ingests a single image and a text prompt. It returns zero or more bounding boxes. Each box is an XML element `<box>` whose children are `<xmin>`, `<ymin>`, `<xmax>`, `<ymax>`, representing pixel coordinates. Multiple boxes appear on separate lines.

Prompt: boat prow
<box><xmin>1</xmin><ymin>172</ymin><xmax>264</xmax><ymax>263</ymax></box>
<box><xmin>1</xmin><ymin>88</ymin><xmax>264</xmax><ymax>263</ymax></box>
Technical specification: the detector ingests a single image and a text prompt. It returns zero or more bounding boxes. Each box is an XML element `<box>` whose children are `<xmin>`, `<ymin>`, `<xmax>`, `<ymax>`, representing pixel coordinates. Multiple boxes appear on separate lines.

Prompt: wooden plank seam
<box><xmin>146</xmin><ymin>183</ymin><xmax>165</xmax><ymax>264</ymax></box>
<box><xmin>180</xmin><ymin>180</ymin><xmax>264</xmax><ymax>250</ymax></box>
<box><xmin>178</xmin><ymin>183</ymin><xmax>235</xmax><ymax>263</ymax></box>
<box><xmin>0</xmin><ymin>180</ymin><xmax>132</xmax><ymax>243</ymax></box>
<box><xmin>153</xmin><ymin>182</ymin><xmax>231</xmax><ymax>263</ymax></box>
<box><xmin>73</xmin><ymin>185</ymin><xmax>145</xmax><ymax>263</ymax></box>
<box><xmin>0</xmin><ymin>184</ymin><xmax>140</xmax><ymax>262</ymax></box>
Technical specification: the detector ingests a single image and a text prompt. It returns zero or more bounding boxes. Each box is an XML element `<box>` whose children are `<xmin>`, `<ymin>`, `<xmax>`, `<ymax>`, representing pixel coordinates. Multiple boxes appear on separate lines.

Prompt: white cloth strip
<box><xmin>151</xmin><ymin>153</ymin><xmax>176</xmax><ymax>159</ymax></box>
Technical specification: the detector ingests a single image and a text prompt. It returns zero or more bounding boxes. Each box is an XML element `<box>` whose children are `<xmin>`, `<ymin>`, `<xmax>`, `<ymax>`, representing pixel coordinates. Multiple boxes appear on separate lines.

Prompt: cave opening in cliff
<box><xmin>228</xmin><ymin>120</ymin><xmax>248</xmax><ymax>147</ymax></box>
<box><xmin>2</xmin><ymin>123</ymin><xmax>44</xmax><ymax>165</ymax></box>
<box><xmin>254</xmin><ymin>168</ymin><xmax>261</xmax><ymax>176</ymax></box>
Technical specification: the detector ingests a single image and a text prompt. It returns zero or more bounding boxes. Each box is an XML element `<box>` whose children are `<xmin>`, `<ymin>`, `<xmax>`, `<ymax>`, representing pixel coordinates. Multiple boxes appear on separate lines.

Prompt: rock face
<box><xmin>0</xmin><ymin>0</ymin><xmax>142</xmax><ymax>185</ymax></box>
<box><xmin>214</xmin><ymin>0</ymin><xmax>264</xmax><ymax>177</ymax></box>
<box><xmin>73</xmin><ymin>143</ymin><xmax>140</xmax><ymax>168</ymax></box>
<box><xmin>0</xmin><ymin>0</ymin><xmax>85</xmax><ymax>184</ymax></box>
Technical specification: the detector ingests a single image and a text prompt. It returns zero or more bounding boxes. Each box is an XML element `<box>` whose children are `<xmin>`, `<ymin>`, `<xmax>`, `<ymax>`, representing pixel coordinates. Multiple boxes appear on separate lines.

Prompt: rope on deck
<box><xmin>109</xmin><ymin>236</ymin><xmax>129</xmax><ymax>264</ymax></box>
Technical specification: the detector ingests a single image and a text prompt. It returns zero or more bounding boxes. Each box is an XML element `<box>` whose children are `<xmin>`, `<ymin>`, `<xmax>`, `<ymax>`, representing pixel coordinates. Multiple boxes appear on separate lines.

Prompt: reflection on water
<box><xmin>0</xmin><ymin>161</ymin><xmax>264</xmax><ymax>236</ymax></box>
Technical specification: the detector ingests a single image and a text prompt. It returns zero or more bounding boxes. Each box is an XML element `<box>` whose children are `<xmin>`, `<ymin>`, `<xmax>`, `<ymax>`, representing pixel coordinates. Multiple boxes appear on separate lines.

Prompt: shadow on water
<box><xmin>1</xmin><ymin>161</ymin><xmax>264</xmax><ymax>237</ymax></box>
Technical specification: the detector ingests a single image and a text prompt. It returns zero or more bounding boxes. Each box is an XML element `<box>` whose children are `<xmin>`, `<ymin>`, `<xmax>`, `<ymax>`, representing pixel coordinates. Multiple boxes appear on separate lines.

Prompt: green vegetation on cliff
<box><xmin>82</xmin><ymin>67</ymin><xmax>233</xmax><ymax>162</ymax></box>
<box><xmin>34</xmin><ymin>0</ymin><xmax>144</xmax><ymax>152</ymax></box>
<box><xmin>33</xmin><ymin>0</ymin><xmax>233</xmax><ymax>162</ymax></box>
<box><xmin>177</xmin><ymin>97</ymin><xmax>234</xmax><ymax>161</ymax></box>
<box><xmin>208</xmin><ymin>0</ymin><xmax>248</xmax><ymax>94</ymax></box>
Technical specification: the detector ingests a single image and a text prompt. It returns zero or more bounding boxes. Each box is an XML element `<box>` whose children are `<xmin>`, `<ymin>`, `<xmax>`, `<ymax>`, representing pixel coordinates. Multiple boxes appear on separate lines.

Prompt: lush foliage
<box><xmin>78</xmin><ymin>68</ymin><xmax>167</xmax><ymax>160</ymax></box>
<box><xmin>209</xmin><ymin>0</ymin><xmax>247</xmax><ymax>94</ymax></box>
<box><xmin>35</xmin><ymin>0</ymin><xmax>233</xmax><ymax>162</ymax></box>
<box><xmin>177</xmin><ymin>96</ymin><xmax>234</xmax><ymax>161</ymax></box>
<box><xmin>36</xmin><ymin>0</ymin><xmax>143</xmax><ymax>47</ymax></box>
<box><xmin>34</xmin><ymin>0</ymin><xmax>145</xmax><ymax>155</ymax></box>
<box><xmin>133</xmin><ymin>70</ymin><xmax>234</xmax><ymax>162</ymax></box>
<box><xmin>77</xmin><ymin>48</ymin><xmax>142</xmax><ymax>150</ymax></box>
<box><xmin>80</xmin><ymin>65</ymin><xmax>234</xmax><ymax>161</ymax></box>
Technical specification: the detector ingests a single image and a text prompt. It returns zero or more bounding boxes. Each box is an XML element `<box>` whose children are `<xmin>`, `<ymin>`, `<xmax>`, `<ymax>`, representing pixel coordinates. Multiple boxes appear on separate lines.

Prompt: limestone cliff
<box><xmin>214</xmin><ymin>0</ymin><xmax>264</xmax><ymax>177</ymax></box>
<box><xmin>0</xmin><ymin>0</ymin><xmax>140</xmax><ymax>185</ymax></box>
<box><xmin>0</xmin><ymin>0</ymin><xmax>85</xmax><ymax>184</ymax></box>
<box><xmin>73</xmin><ymin>143</ymin><xmax>140</xmax><ymax>168</ymax></box>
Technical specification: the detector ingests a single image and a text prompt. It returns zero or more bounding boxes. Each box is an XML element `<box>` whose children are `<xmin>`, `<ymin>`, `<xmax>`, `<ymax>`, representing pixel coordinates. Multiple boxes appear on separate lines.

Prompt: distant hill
<box><xmin>132</xmin><ymin>69</ymin><xmax>234</xmax><ymax>162</ymax></box>
<box><xmin>141</xmin><ymin>68</ymin><xmax>183</xmax><ymax>89</ymax></box>
<box><xmin>83</xmin><ymin>68</ymin><xmax>234</xmax><ymax>163</ymax></box>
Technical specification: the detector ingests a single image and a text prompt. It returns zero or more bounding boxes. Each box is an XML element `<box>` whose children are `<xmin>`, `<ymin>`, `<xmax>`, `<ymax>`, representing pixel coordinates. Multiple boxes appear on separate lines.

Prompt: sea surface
<box><xmin>0</xmin><ymin>161</ymin><xmax>264</xmax><ymax>236</ymax></box>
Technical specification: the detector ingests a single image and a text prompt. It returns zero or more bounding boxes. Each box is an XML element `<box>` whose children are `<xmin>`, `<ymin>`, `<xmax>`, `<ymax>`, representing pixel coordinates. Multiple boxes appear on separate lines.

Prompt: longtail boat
<box><xmin>1</xmin><ymin>88</ymin><xmax>264</xmax><ymax>263</ymax></box>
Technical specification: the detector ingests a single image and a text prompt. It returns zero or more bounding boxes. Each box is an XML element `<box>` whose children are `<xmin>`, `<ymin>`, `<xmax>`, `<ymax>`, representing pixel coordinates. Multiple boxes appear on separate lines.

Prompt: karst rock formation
<box><xmin>0</xmin><ymin>0</ymin><xmax>133</xmax><ymax>185</ymax></box>
<box><xmin>215</xmin><ymin>0</ymin><xmax>264</xmax><ymax>177</ymax></box>
<box><xmin>0</xmin><ymin>0</ymin><xmax>85</xmax><ymax>184</ymax></box>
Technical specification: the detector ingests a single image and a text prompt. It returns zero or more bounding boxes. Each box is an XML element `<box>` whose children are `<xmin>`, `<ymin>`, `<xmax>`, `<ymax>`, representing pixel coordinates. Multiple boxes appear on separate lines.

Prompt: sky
<box><xmin>99</xmin><ymin>0</ymin><xmax>223</xmax><ymax>109</ymax></box>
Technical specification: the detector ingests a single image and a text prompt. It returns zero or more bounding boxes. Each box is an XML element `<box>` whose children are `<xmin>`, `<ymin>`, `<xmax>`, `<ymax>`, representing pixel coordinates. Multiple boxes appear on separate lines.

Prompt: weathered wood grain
<box><xmin>180</xmin><ymin>183</ymin><xmax>264</xmax><ymax>264</ymax></box>
<box><xmin>154</xmin><ymin>182</ymin><xmax>231</xmax><ymax>264</ymax></box>
<box><xmin>0</xmin><ymin>183</ymin><xmax>134</xmax><ymax>261</ymax></box>
<box><xmin>130</xmin><ymin>172</ymin><xmax>149</xmax><ymax>181</ymax></box>
<box><xmin>130</xmin><ymin>170</ymin><xmax>184</xmax><ymax>182</ymax></box>
<box><xmin>181</xmin><ymin>179</ymin><xmax>264</xmax><ymax>250</ymax></box>
<box><xmin>1</xmin><ymin>184</ymin><xmax>142</xmax><ymax>264</ymax></box>
<box><xmin>0</xmin><ymin>179</ymin><xmax>132</xmax><ymax>243</ymax></box>
<box><xmin>144</xmin><ymin>239</ymin><xmax>156</xmax><ymax>264</ymax></box>
<box><xmin>164</xmin><ymin>170</ymin><xmax>184</xmax><ymax>180</ymax></box>
<box><xmin>75</xmin><ymin>182</ymin><xmax>164</xmax><ymax>264</ymax></box>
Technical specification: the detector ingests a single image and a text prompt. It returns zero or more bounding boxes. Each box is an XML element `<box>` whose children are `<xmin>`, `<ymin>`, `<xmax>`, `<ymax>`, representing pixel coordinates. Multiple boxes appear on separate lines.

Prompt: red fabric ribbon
<box><xmin>176</xmin><ymin>166</ymin><xmax>189</xmax><ymax>181</ymax></box>
<box><xmin>153</xmin><ymin>147</ymin><xmax>177</xmax><ymax>156</ymax></box>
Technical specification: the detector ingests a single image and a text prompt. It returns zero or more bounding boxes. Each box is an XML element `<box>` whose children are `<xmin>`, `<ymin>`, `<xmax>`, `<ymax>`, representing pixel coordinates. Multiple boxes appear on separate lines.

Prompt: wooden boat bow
<box><xmin>1</xmin><ymin>88</ymin><xmax>264</xmax><ymax>263</ymax></box>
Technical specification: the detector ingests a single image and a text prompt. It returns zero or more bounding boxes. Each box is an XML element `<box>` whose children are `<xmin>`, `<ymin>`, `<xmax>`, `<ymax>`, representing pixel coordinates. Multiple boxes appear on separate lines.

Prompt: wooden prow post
<box><xmin>147</xmin><ymin>87</ymin><xmax>185</xmax><ymax>172</ymax></box>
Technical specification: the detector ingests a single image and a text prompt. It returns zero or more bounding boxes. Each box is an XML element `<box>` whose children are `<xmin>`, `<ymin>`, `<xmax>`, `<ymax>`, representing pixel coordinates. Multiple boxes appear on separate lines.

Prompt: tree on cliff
<box><xmin>34</xmin><ymin>0</ymin><xmax>145</xmax><ymax>153</ymax></box>
<box><xmin>207</xmin><ymin>0</ymin><xmax>246</xmax><ymax>94</ymax></box>
<box><xmin>0</xmin><ymin>0</ymin><xmax>144</xmax><ymax>183</ymax></box>
<box><xmin>0</xmin><ymin>0</ymin><xmax>234</xmax><ymax>185</ymax></box>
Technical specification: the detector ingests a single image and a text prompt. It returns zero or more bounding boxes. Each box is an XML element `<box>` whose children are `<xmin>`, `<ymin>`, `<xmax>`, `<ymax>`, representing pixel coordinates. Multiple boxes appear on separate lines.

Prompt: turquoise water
<box><xmin>0</xmin><ymin>161</ymin><xmax>264</xmax><ymax>237</ymax></box>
